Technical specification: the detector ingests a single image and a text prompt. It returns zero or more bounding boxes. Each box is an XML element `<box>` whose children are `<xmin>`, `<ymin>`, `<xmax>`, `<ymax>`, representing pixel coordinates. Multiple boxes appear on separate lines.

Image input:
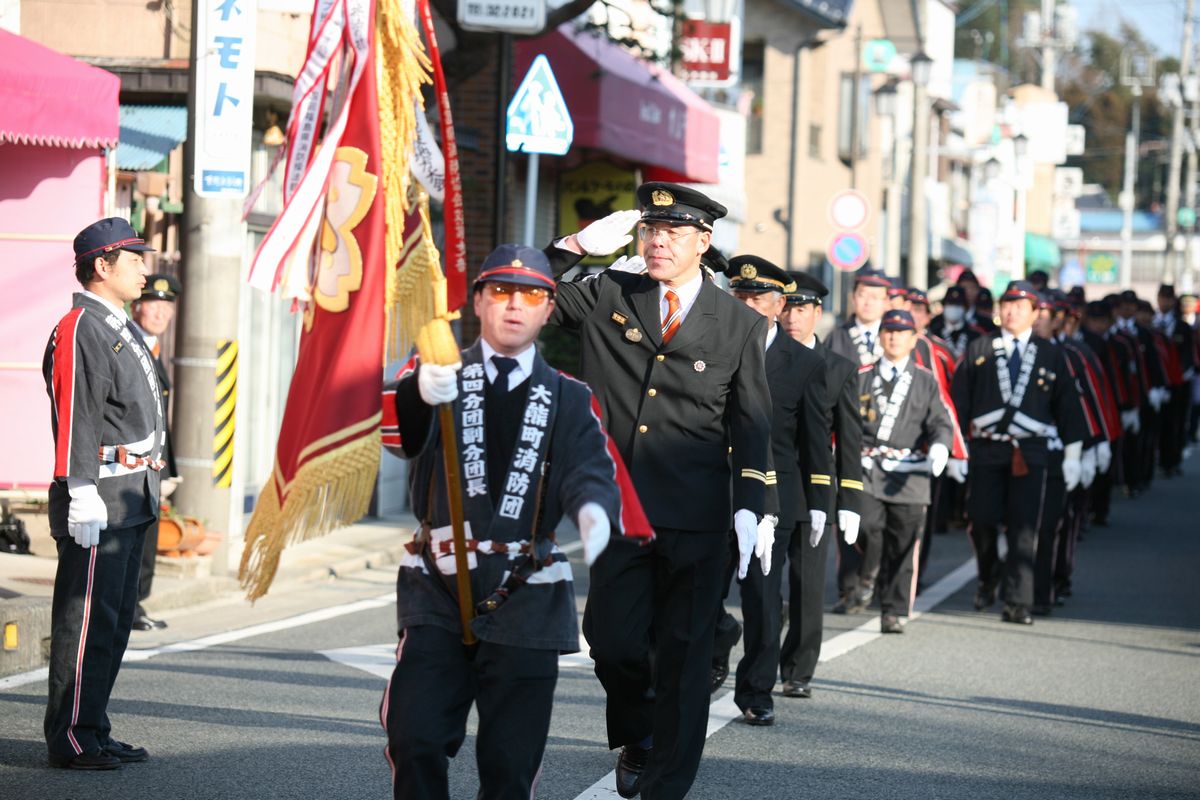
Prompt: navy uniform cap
<box><xmin>1085</xmin><ymin>299</ymin><xmax>1113</xmax><ymax>318</ymax></box>
<box><xmin>140</xmin><ymin>273</ymin><xmax>181</xmax><ymax>302</ymax></box>
<box><xmin>1067</xmin><ymin>285</ymin><xmax>1086</xmax><ymax>303</ymax></box>
<box><xmin>74</xmin><ymin>217</ymin><xmax>155</xmax><ymax>263</ymax></box>
<box><xmin>1028</xmin><ymin>269</ymin><xmax>1050</xmax><ymax>286</ymax></box>
<box><xmin>475</xmin><ymin>244</ymin><xmax>556</xmax><ymax>291</ymax></box>
<box><xmin>1000</xmin><ymin>280</ymin><xmax>1039</xmax><ymax>303</ymax></box>
<box><xmin>976</xmin><ymin>287</ymin><xmax>995</xmax><ymax>308</ymax></box>
<box><xmin>956</xmin><ymin>269</ymin><xmax>980</xmax><ymax>285</ymax></box>
<box><xmin>637</xmin><ymin>182</ymin><xmax>727</xmax><ymax>231</ymax></box>
<box><xmin>784</xmin><ymin>271</ymin><xmax>829</xmax><ymax>306</ymax></box>
<box><xmin>1118</xmin><ymin>289</ymin><xmax>1139</xmax><ymax>303</ymax></box>
<box><xmin>880</xmin><ymin>309</ymin><xmax>916</xmax><ymax>331</ymax></box>
<box><xmin>701</xmin><ymin>246</ymin><xmax>729</xmax><ymax>276</ymax></box>
<box><xmin>943</xmin><ymin>285</ymin><xmax>968</xmax><ymax>305</ymax></box>
<box><xmin>853</xmin><ymin>266</ymin><xmax>892</xmax><ymax>289</ymax></box>
<box><xmin>906</xmin><ymin>287</ymin><xmax>929</xmax><ymax>306</ymax></box>
<box><xmin>726</xmin><ymin>255</ymin><xmax>795</xmax><ymax>294</ymax></box>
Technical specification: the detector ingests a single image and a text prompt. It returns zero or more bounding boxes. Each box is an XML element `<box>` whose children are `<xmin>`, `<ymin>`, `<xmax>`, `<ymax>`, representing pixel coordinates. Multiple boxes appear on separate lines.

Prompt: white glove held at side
<box><xmin>67</xmin><ymin>481</ymin><xmax>107</xmax><ymax>549</ymax></box>
<box><xmin>839</xmin><ymin>510</ymin><xmax>861</xmax><ymax>545</ymax></box>
<box><xmin>1081</xmin><ymin>447</ymin><xmax>1097</xmax><ymax>488</ymax></box>
<box><xmin>418</xmin><ymin>362</ymin><xmax>461</xmax><ymax>406</ymax></box>
<box><xmin>755</xmin><ymin>514</ymin><xmax>777</xmax><ymax>576</ymax></box>
<box><xmin>576</xmin><ymin>210</ymin><xmax>641</xmax><ymax>256</ymax></box>
<box><xmin>1062</xmin><ymin>441</ymin><xmax>1083</xmax><ymax>491</ymax></box>
<box><xmin>734</xmin><ymin>509</ymin><xmax>759</xmax><ymax>580</ymax></box>
<box><xmin>1121</xmin><ymin>409</ymin><xmax>1141</xmax><ymax>435</ymax></box>
<box><xmin>861</xmin><ymin>454</ymin><xmax>874</xmax><ymax>472</ymax></box>
<box><xmin>576</xmin><ymin>502</ymin><xmax>611</xmax><ymax>567</ymax></box>
<box><xmin>946</xmin><ymin>458</ymin><xmax>969</xmax><ymax>484</ymax></box>
<box><xmin>929</xmin><ymin>443</ymin><xmax>949</xmax><ymax>477</ymax></box>
<box><xmin>1096</xmin><ymin>440</ymin><xmax>1112</xmax><ymax>473</ymax></box>
<box><xmin>808</xmin><ymin>509</ymin><xmax>827</xmax><ymax>547</ymax></box>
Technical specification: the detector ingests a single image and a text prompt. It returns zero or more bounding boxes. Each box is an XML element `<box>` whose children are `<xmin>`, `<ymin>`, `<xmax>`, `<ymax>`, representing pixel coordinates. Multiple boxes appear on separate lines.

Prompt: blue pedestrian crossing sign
<box><xmin>506</xmin><ymin>54</ymin><xmax>573</xmax><ymax>155</ymax></box>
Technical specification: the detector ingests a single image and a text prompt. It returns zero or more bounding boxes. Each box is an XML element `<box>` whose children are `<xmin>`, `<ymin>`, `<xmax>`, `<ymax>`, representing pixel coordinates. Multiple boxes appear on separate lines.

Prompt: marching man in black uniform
<box><xmin>43</xmin><ymin>218</ymin><xmax>165</xmax><ymax>769</ymax></box>
<box><xmin>929</xmin><ymin>285</ymin><xmax>979</xmax><ymax>359</ymax></box>
<box><xmin>379</xmin><ymin>245</ymin><xmax>652</xmax><ymax>800</ymax></box>
<box><xmin>857</xmin><ymin>310</ymin><xmax>954</xmax><ymax>633</ymax></box>
<box><xmin>829</xmin><ymin>267</ymin><xmax>892</xmax><ymax>367</ymax></box>
<box><xmin>718</xmin><ymin>255</ymin><xmax>833</xmax><ymax>726</ymax></box>
<box><xmin>545</xmin><ymin>183</ymin><xmax>775</xmax><ymax>800</ymax></box>
<box><xmin>951</xmin><ymin>281</ymin><xmax>1087</xmax><ymax>625</ymax></box>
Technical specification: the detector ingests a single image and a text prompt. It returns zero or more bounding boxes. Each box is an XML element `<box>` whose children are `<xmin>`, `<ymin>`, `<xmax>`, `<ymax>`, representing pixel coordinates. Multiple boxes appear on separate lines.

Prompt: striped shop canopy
<box><xmin>116</xmin><ymin>105</ymin><xmax>188</xmax><ymax>171</ymax></box>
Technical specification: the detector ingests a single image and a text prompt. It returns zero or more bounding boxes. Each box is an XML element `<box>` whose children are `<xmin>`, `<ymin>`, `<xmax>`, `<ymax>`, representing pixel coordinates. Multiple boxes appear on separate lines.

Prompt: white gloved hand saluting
<box><xmin>67</xmin><ymin>481</ymin><xmax>107</xmax><ymax>549</ymax></box>
<box><xmin>946</xmin><ymin>458</ymin><xmax>969</xmax><ymax>484</ymax></box>
<box><xmin>1062</xmin><ymin>441</ymin><xmax>1083</xmax><ymax>492</ymax></box>
<box><xmin>1096</xmin><ymin>440</ymin><xmax>1112</xmax><ymax>474</ymax></box>
<box><xmin>576</xmin><ymin>210</ymin><xmax>642</xmax><ymax>256</ymax></box>
<box><xmin>418</xmin><ymin>362</ymin><xmax>461</xmax><ymax>406</ymax></box>
<box><xmin>734</xmin><ymin>509</ymin><xmax>759</xmax><ymax>580</ymax></box>
<box><xmin>1081</xmin><ymin>446</ymin><xmax>1097</xmax><ymax>488</ymax></box>
<box><xmin>808</xmin><ymin>509</ymin><xmax>827</xmax><ymax>547</ymax></box>
<box><xmin>929</xmin><ymin>443</ymin><xmax>950</xmax><ymax>477</ymax></box>
<box><xmin>576</xmin><ymin>502</ymin><xmax>611</xmax><ymax>567</ymax></box>
<box><xmin>839</xmin><ymin>509</ymin><xmax>861</xmax><ymax>545</ymax></box>
<box><xmin>755</xmin><ymin>514</ymin><xmax>778</xmax><ymax>576</ymax></box>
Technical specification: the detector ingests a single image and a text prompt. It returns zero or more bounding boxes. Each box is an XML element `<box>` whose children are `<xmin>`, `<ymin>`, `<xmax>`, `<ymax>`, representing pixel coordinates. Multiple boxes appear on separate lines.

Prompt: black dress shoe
<box><xmin>1031</xmin><ymin>604</ymin><xmax>1053</xmax><ymax>617</ymax></box>
<box><xmin>1001</xmin><ymin>604</ymin><xmax>1034</xmax><ymax>625</ymax></box>
<box><xmin>880</xmin><ymin>614</ymin><xmax>904</xmax><ymax>634</ymax></box>
<box><xmin>781</xmin><ymin>680</ymin><xmax>811</xmax><ymax>698</ymax></box>
<box><xmin>741</xmin><ymin>707</ymin><xmax>775</xmax><ymax>726</ymax></box>
<box><xmin>973</xmin><ymin>583</ymin><xmax>997</xmax><ymax>611</ymax></box>
<box><xmin>49</xmin><ymin>750</ymin><xmax>122</xmax><ymax>770</ymax></box>
<box><xmin>710</xmin><ymin>663</ymin><xmax>729</xmax><ymax>694</ymax></box>
<box><xmin>102</xmin><ymin>740</ymin><xmax>149</xmax><ymax>763</ymax></box>
<box><xmin>831</xmin><ymin>595</ymin><xmax>851</xmax><ymax>615</ymax></box>
<box><xmin>615</xmin><ymin>745</ymin><xmax>650</xmax><ymax>798</ymax></box>
<box><xmin>132</xmin><ymin>614</ymin><xmax>166</xmax><ymax>631</ymax></box>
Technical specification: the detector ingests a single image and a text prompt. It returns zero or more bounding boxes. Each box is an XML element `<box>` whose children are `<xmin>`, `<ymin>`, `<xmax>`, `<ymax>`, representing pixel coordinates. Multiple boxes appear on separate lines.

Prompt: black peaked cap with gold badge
<box><xmin>637</xmin><ymin>181</ymin><xmax>728</xmax><ymax>231</ymax></box>
<box><xmin>784</xmin><ymin>271</ymin><xmax>829</xmax><ymax>306</ymax></box>
<box><xmin>726</xmin><ymin>255</ymin><xmax>796</xmax><ymax>294</ymax></box>
<box><xmin>140</xmin><ymin>273</ymin><xmax>181</xmax><ymax>302</ymax></box>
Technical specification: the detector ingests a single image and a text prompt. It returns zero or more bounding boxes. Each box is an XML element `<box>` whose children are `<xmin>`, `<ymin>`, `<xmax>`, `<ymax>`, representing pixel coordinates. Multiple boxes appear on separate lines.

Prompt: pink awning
<box><xmin>0</xmin><ymin>30</ymin><xmax>119</xmax><ymax>149</ymax></box>
<box><xmin>514</xmin><ymin>26</ymin><xmax>720</xmax><ymax>184</ymax></box>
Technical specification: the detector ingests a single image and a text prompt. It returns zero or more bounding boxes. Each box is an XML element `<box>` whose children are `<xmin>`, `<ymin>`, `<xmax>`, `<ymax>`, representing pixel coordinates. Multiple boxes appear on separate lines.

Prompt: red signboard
<box><xmin>681</xmin><ymin>20</ymin><xmax>732</xmax><ymax>83</ymax></box>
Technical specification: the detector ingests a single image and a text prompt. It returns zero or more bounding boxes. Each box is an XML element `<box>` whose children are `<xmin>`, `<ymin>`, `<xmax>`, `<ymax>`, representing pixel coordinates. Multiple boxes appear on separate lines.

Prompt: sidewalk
<box><xmin>0</xmin><ymin>513</ymin><xmax>418</xmax><ymax>677</ymax></box>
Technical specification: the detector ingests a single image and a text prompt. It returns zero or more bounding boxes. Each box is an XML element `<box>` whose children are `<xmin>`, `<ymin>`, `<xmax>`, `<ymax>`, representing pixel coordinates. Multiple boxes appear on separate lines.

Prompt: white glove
<box><xmin>608</xmin><ymin>255</ymin><xmax>647</xmax><ymax>274</ymax></box>
<box><xmin>1149</xmin><ymin>387</ymin><xmax>1166</xmax><ymax>411</ymax></box>
<box><xmin>576</xmin><ymin>209</ymin><xmax>641</xmax><ymax>256</ymax></box>
<box><xmin>808</xmin><ymin>509</ymin><xmax>827</xmax><ymax>547</ymax></box>
<box><xmin>161</xmin><ymin>476</ymin><xmax>181</xmax><ymax>499</ymax></box>
<box><xmin>1096</xmin><ymin>440</ymin><xmax>1112</xmax><ymax>473</ymax></box>
<box><xmin>734</xmin><ymin>509</ymin><xmax>759</xmax><ymax>580</ymax></box>
<box><xmin>576</xmin><ymin>501</ymin><xmax>611</xmax><ymax>567</ymax></box>
<box><xmin>839</xmin><ymin>509</ymin><xmax>861</xmax><ymax>545</ymax></box>
<box><xmin>861</xmin><ymin>454</ymin><xmax>874</xmax><ymax>472</ymax></box>
<box><xmin>755</xmin><ymin>514</ymin><xmax>778</xmax><ymax>576</ymax></box>
<box><xmin>929</xmin><ymin>443</ymin><xmax>949</xmax><ymax>477</ymax></box>
<box><xmin>1121</xmin><ymin>409</ymin><xmax>1141</xmax><ymax>435</ymax></box>
<box><xmin>67</xmin><ymin>482</ymin><xmax>107</xmax><ymax>549</ymax></box>
<box><xmin>418</xmin><ymin>362</ymin><xmax>461</xmax><ymax>406</ymax></box>
<box><xmin>1081</xmin><ymin>446</ymin><xmax>1097</xmax><ymax>488</ymax></box>
<box><xmin>1062</xmin><ymin>441</ymin><xmax>1083</xmax><ymax>491</ymax></box>
<box><xmin>946</xmin><ymin>458</ymin><xmax>969</xmax><ymax>484</ymax></box>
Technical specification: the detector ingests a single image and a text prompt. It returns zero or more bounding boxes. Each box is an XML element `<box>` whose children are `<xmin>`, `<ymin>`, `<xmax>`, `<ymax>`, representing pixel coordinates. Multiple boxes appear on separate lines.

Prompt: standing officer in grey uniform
<box><xmin>43</xmin><ymin>218</ymin><xmax>164</xmax><ymax>769</ymax></box>
<box><xmin>545</xmin><ymin>183</ymin><xmax>775</xmax><ymax>800</ymax></box>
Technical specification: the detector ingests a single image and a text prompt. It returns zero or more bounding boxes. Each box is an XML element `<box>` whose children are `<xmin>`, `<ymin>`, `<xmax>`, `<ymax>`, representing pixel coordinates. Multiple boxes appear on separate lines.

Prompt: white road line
<box><xmin>569</xmin><ymin>557</ymin><xmax>978</xmax><ymax>800</ymax></box>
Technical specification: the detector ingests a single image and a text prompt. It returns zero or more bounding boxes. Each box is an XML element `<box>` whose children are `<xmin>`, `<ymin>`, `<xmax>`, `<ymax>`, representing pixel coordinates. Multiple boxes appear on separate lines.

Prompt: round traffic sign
<box><xmin>828</xmin><ymin>232</ymin><xmax>870</xmax><ymax>271</ymax></box>
<box><xmin>829</xmin><ymin>190</ymin><xmax>870</xmax><ymax>230</ymax></box>
<box><xmin>863</xmin><ymin>39</ymin><xmax>897</xmax><ymax>73</ymax></box>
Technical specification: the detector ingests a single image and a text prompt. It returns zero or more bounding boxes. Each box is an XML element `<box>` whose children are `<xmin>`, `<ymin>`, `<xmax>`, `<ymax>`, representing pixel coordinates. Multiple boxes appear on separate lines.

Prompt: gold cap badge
<box><xmin>154</xmin><ymin>278</ymin><xmax>169</xmax><ymax>292</ymax></box>
<box><xmin>784</xmin><ymin>281</ymin><xmax>797</xmax><ymax>293</ymax></box>
<box><xmin>740</xmin><ymin>264</ymin><xmax>758</xmax><ymax>280</ymax></box>
<box><xmin>651</xmin><ymin>189</ymin><xmax>674</xmax><ymax>206</ymax></box>
<box><xmin>511</xmin><ymin>259</ymin><xmax>523</xmax><ymax>267</ymax></box>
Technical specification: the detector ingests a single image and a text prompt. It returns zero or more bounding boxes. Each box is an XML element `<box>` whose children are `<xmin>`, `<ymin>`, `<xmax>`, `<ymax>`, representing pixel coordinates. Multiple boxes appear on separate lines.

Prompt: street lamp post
<box><xmin>875</xmin><ymin>79</ymin><xmax>902</xmax><ymax>279</ymax></box>
<box><xmin>906</xmin><ymin>50</ymin><xmax>933</xmax><ymax>290</ymax></box>
<box><xmin>1013</xmin><ymin>132</ymin><xmax>1029</xmax><ymax>279</ymax></box>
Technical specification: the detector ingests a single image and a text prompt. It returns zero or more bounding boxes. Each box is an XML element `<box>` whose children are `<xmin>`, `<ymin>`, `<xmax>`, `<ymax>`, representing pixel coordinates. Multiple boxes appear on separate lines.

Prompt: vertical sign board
<box><xmin>194</xmin><ymin>0</ymin><xmax>258</xmax><ymax>197</ymax></box>
<box><xmin>680</xmin><ymin>19</ymin><xmax>736</xmax><ymax>84</ymax></box>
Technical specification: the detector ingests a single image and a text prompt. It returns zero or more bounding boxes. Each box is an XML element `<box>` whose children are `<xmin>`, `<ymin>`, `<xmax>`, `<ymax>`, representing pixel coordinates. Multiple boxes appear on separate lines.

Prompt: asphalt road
<box><xmin>2</xmin><ymin>457</ymin><xmax>1198</xmax><ymax>800</ymax></box>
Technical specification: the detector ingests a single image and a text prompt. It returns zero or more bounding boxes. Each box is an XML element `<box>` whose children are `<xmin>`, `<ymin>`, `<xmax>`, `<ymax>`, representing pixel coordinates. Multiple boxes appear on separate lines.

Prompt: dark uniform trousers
<box><xmin>732</xmin><ymin>526</ymin><xmax>791</xmax><ymax>712</ymax></box>
<box><xmin>859</xmin><ymin>494</ymin><xmax>925</xmax><ymax>616</ymax></box>
<box><xmin>1033</xmin><ymin>468</ymin><xmax>1068</xmax><ymax>608</ymax></box>
<box><xmin>137</xmin><ymin>519</ymin><xmax>159</xmax><ymax>615</ymax></box>
<box><xmin>45</xmin><ymin>520</ymin><xmax>150</xmax><ymax>758</ymax></box>
<box><xmin>1090</xmin><ymin>445</ymin><xmax>1116</xmax><ymax>523</ymax></box>
<box><xmin>382</xmin><ymin>625</ymin><xmax>558</xmax><ymax>800</ymax></box>
<box><xmin>835</xmin><ymin>535</ymin><xmax>865</xmax><ymax>600</ymax></box>
<box><xmin>583</xmin><ymin>530</ymin><xmax>729</xmax><ymax>800</ymax></box>
<box><xmin>966</xmin><ymin>462</ymin><xmax>1048</xmax><ymax>608</ymax></box>
<box><xmin>779</xmin><ymin>521</ymin><xmax>830</xmax><ymax>684</ymax></box>
<box><xmin>1056</xmin><ymin>484</ymin><xmax>1087</xmax><ymax>595</ymax></box>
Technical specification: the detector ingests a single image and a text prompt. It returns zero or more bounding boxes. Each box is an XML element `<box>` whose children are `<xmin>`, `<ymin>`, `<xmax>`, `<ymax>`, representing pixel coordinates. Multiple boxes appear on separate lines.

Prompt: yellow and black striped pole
<box><xmin>213</xmin><ymin>340</ymin><xmax>238</xmax><ymax>487</ymax></box>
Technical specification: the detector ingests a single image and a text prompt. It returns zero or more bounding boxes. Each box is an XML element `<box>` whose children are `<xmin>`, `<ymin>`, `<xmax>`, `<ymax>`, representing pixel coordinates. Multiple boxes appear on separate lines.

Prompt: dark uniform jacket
<box><xmin>382</xmin><ymin>343</ymin><xmax>650</xmax><ymax>652</ymax></box>
<box><xmin>545</xmin><ymin>249</ymin><xmax>774</xmax><ymax>531</ymax></box>
<box><xmin>858</xmin><ymin>359</ymin><xmax>954</xmax><ymax>505</ymax></box>
<box><xmin>765</xmin><ymin>326</ymin><xmax>832</xmax><ymax>529</ymax></box>
<box><xmin>950</xmin><ymin>332</ymin><xmax>1087</xmax><ymax>468</ymax></box>
<box><xmin>811</xmin><ymin>336</ymin><xmax>863</xmax><ymax>515</ymax></box>
<box><xmin>43</xmin><ymin>293</ymin><xmax>165</xmax><ymax>533</ymax></box>
<box><xmin>133</xmin><ymin>323</ymin><xmax>177</xmax><ymax>479</ymax></box>
<box><xmin>828</xmin><ymin>317</ymin><xmax>882</xmax><ymax>368</ymax></box>
<box><xmin>928</xmin><ymin>316</ymin><xmax>979</xmax><ymax>359</ymax></box>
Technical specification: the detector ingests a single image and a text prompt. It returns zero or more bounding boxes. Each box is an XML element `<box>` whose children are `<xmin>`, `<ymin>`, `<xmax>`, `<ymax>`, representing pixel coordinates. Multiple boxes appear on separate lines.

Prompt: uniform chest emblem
<box><xmin>611</xmin><ymin>311</ymin><xmax>628</xmax><ymax>325</ymax></box>
<box><xmin>694</xmin><ymin>360</ymin><xmax>706</xmax><ymax>372</ymax></box>
<box><xmin>111</xmin><ymin>341</ymin><xmax>124</xmax><ymax>354</ymax></box>
<box><xmin>975</xmin><ymin>355</ymin><xmax>986</xmax><ymax>366</ymax></box>
<box><xmin>625</xmin><ymin>328</ymin><xmax>643</xmax><ymax>343</ymax></box>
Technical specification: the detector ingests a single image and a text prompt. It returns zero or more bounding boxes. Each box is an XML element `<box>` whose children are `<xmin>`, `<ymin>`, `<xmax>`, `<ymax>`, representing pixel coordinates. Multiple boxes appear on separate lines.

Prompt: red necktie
<box><xmin>661</xmin><ymin>290</ymin><xmax>682</xmax><ymax>344</ymax></box>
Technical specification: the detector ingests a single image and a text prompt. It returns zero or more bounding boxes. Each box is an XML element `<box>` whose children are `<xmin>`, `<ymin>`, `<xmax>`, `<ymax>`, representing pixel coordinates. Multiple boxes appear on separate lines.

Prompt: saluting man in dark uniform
<box><xmin>718</xmin><ymin>255</ymin><xmax>833</xmax><ymax>726</ymax></box>
<box><xmin>856</xmin><ymin>309</ymin><xmax>954</xmax><ymax>633</ymax></box>
<box><xmin>43</xmin><ymin>218</ymin><xmax>165</xmax><ymax>769</ymax></box>
<box><xmin>545</xmin><ymin>184</ymin><xmax>775</xmax><ymax>800</ymax></box>
<box><xmin>129</xmin><ymin>273</ymin><xmax>181</xmax><ymax>631</ymax></box>
<box><xmin>777</xmin><ymin>272</ymin><xmax>863</xmax><ymax>699</ymax></box>
<box><xmin>379</xmin><ymin>246</ymin><xmax>652</xmax><ymax>800</ymax></box>
<box><xmin>951</xmin><ymin>281</ymin><xmax>1087</xmax><ymax>626</ymax></box>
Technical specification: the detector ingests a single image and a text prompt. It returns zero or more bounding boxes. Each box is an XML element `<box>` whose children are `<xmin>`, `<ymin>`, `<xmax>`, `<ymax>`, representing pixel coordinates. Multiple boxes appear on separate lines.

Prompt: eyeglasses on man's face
<box><xmin>482</xmin><ymin>281</ymin><xmax>552</xmax><ymax>306</ymax></box>
<box><xmin>636</xmin><ymin>224</ymin><xmax>701</xmax><ymax>243</ymax></box>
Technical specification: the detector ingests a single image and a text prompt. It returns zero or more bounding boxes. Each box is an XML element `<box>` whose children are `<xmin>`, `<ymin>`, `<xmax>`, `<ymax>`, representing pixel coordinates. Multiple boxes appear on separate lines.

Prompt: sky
<box><xmin>1072</xmin><ymin>0</ymin><xmax>1188</xmax><ymax>59</ymax></box>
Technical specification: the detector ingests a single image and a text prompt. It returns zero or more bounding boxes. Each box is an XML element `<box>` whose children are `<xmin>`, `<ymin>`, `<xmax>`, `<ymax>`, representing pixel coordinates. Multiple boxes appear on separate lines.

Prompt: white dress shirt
<box><xmin>83</xmin><ymin>289</ymin><xmax>130</xmax><ymax>322</ymax></box>
<box><xmin>480</xmin><ymin>339</ymin><xmax>536</xmax><ymax>391</ymax></box>
<box><xmin>659</xmin><ymin>269</ymin><xmax>704</xmax><ymax>326</ymax></box>
<box><xmin>853</xmin><ymin>317</ymin><xmax>882</xmax><ymax>348</ymax></box>
<box><xmin>765</xmin><ymin>321</ymin><xmax>779</xmax><ymax>352</ymax></box>
<box><xmin>1000</xmin><ymin>327</ymin><xmax>1033</xmax><ymax>358</ymax></box>
<box><xmin>879</xmin><ymin>355</ymin><xmax>909</xmax><ymax>383</ymax></box>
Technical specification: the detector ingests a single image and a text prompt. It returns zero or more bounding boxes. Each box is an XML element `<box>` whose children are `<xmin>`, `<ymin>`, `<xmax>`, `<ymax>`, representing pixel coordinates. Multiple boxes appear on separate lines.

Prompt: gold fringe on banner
<box><xmin>239</xmin><ymin>423</ymin><xmax>382</xmax><ymax>601</ymax></box>
<box><xmin>387</xmin><ymin>191</ymin><xmax>459</xmax><ymax>362</ymax></box>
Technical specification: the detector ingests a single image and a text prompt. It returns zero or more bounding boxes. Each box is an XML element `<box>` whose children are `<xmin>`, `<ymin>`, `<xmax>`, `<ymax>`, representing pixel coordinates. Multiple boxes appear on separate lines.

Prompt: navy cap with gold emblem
<box><xmin>140</xmin><ymin>273</ymin><xmax>181</xmax><ymax>302</ymax></box>
<box><xmin>976</xmin><ymin>287</ymin><xmax>995</xmax><ymax>309</ymax></box>
<box><xmin>943</xmin><ymin>285</ymin><xmax>968</xmax><ymax>306</ymax></box>
<box><xmin>73</xmin><ymin>217</ymin><xmax>155</xmax><ymax>263</ymax></box>
<box><xmin>784</xmin><ymin>271</ymin><xmax>829</xmax><ymax>306</ymax></box>
<box><xmin>956</xmin><ymin>268</ymin><xmax>981</xmax><ymax>286</ymax></box>
<box><xmin>906</xmin><ymin>287</ymin><xmax>929</xmax><ymax>307</ymax></box>
<box><xmin>853</xmin><ymin>266</ymin><xmax>892</xmax><ymax>289</ymax></box>
<box><xmin>636</xmin><ymin>182</ymin><xmax>727</xmax><ymax>231</ymax></box>
<box><xmin>701</xmin><ymin>245</ymin><xmax>729</xmax><ymax>277</ymax></box>
<box><xmin>726</xmin><ymin>255</ymin><xmax>797</xmax><ymax>294</ymax></box>
<box><xmin>475</xmin><ymin>244</ymin><xmax>556</xmax><ymax>291</ymax></box>
<box><xmin>999</xmin><ymin>280</ymin><xmax>1039</xmax><ymax>304</ymax></box>
<box><xmin>880</xmin><ymin>309</ymin><xmax>917</xmax><ymax>331</ymax></box>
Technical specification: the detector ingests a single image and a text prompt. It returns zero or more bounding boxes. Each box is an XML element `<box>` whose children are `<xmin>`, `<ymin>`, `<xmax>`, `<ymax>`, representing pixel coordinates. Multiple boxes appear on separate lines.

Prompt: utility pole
<box><xmin>1164</xmin><ymin>0</ymin><xmax>1196</xmax><ymax>284</ymax></box>
<box><xmin>848</xmin><ymin>24</ymin><xmax>862</xmax><ymax>189</ymax></box>
<box><xmin>1120</xmin><ymin>85</ymin><xmax>1141</xmax><ymax>289</ymax></box>
<box><xmin>1186</xmin><ymin>68</ymin><xmax>1199</xmax><ymax>292</ymax></box>
<box><xmin>907</xmin><ymin>54</ymin><xmax>931</xmax><ymax>291</ymax></box>
<box><xmin>1040</xmin><ymin>0</ymin><xmax>1056</xmax><ymax>92</ymax></box>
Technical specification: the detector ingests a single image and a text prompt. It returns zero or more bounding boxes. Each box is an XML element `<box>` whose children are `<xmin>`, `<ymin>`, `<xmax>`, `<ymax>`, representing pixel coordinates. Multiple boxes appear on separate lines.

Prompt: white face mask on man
<box><xmin>944</xmin><ymin>305</ymin><xmax>965</xmax><ymax>324</ymax></box>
